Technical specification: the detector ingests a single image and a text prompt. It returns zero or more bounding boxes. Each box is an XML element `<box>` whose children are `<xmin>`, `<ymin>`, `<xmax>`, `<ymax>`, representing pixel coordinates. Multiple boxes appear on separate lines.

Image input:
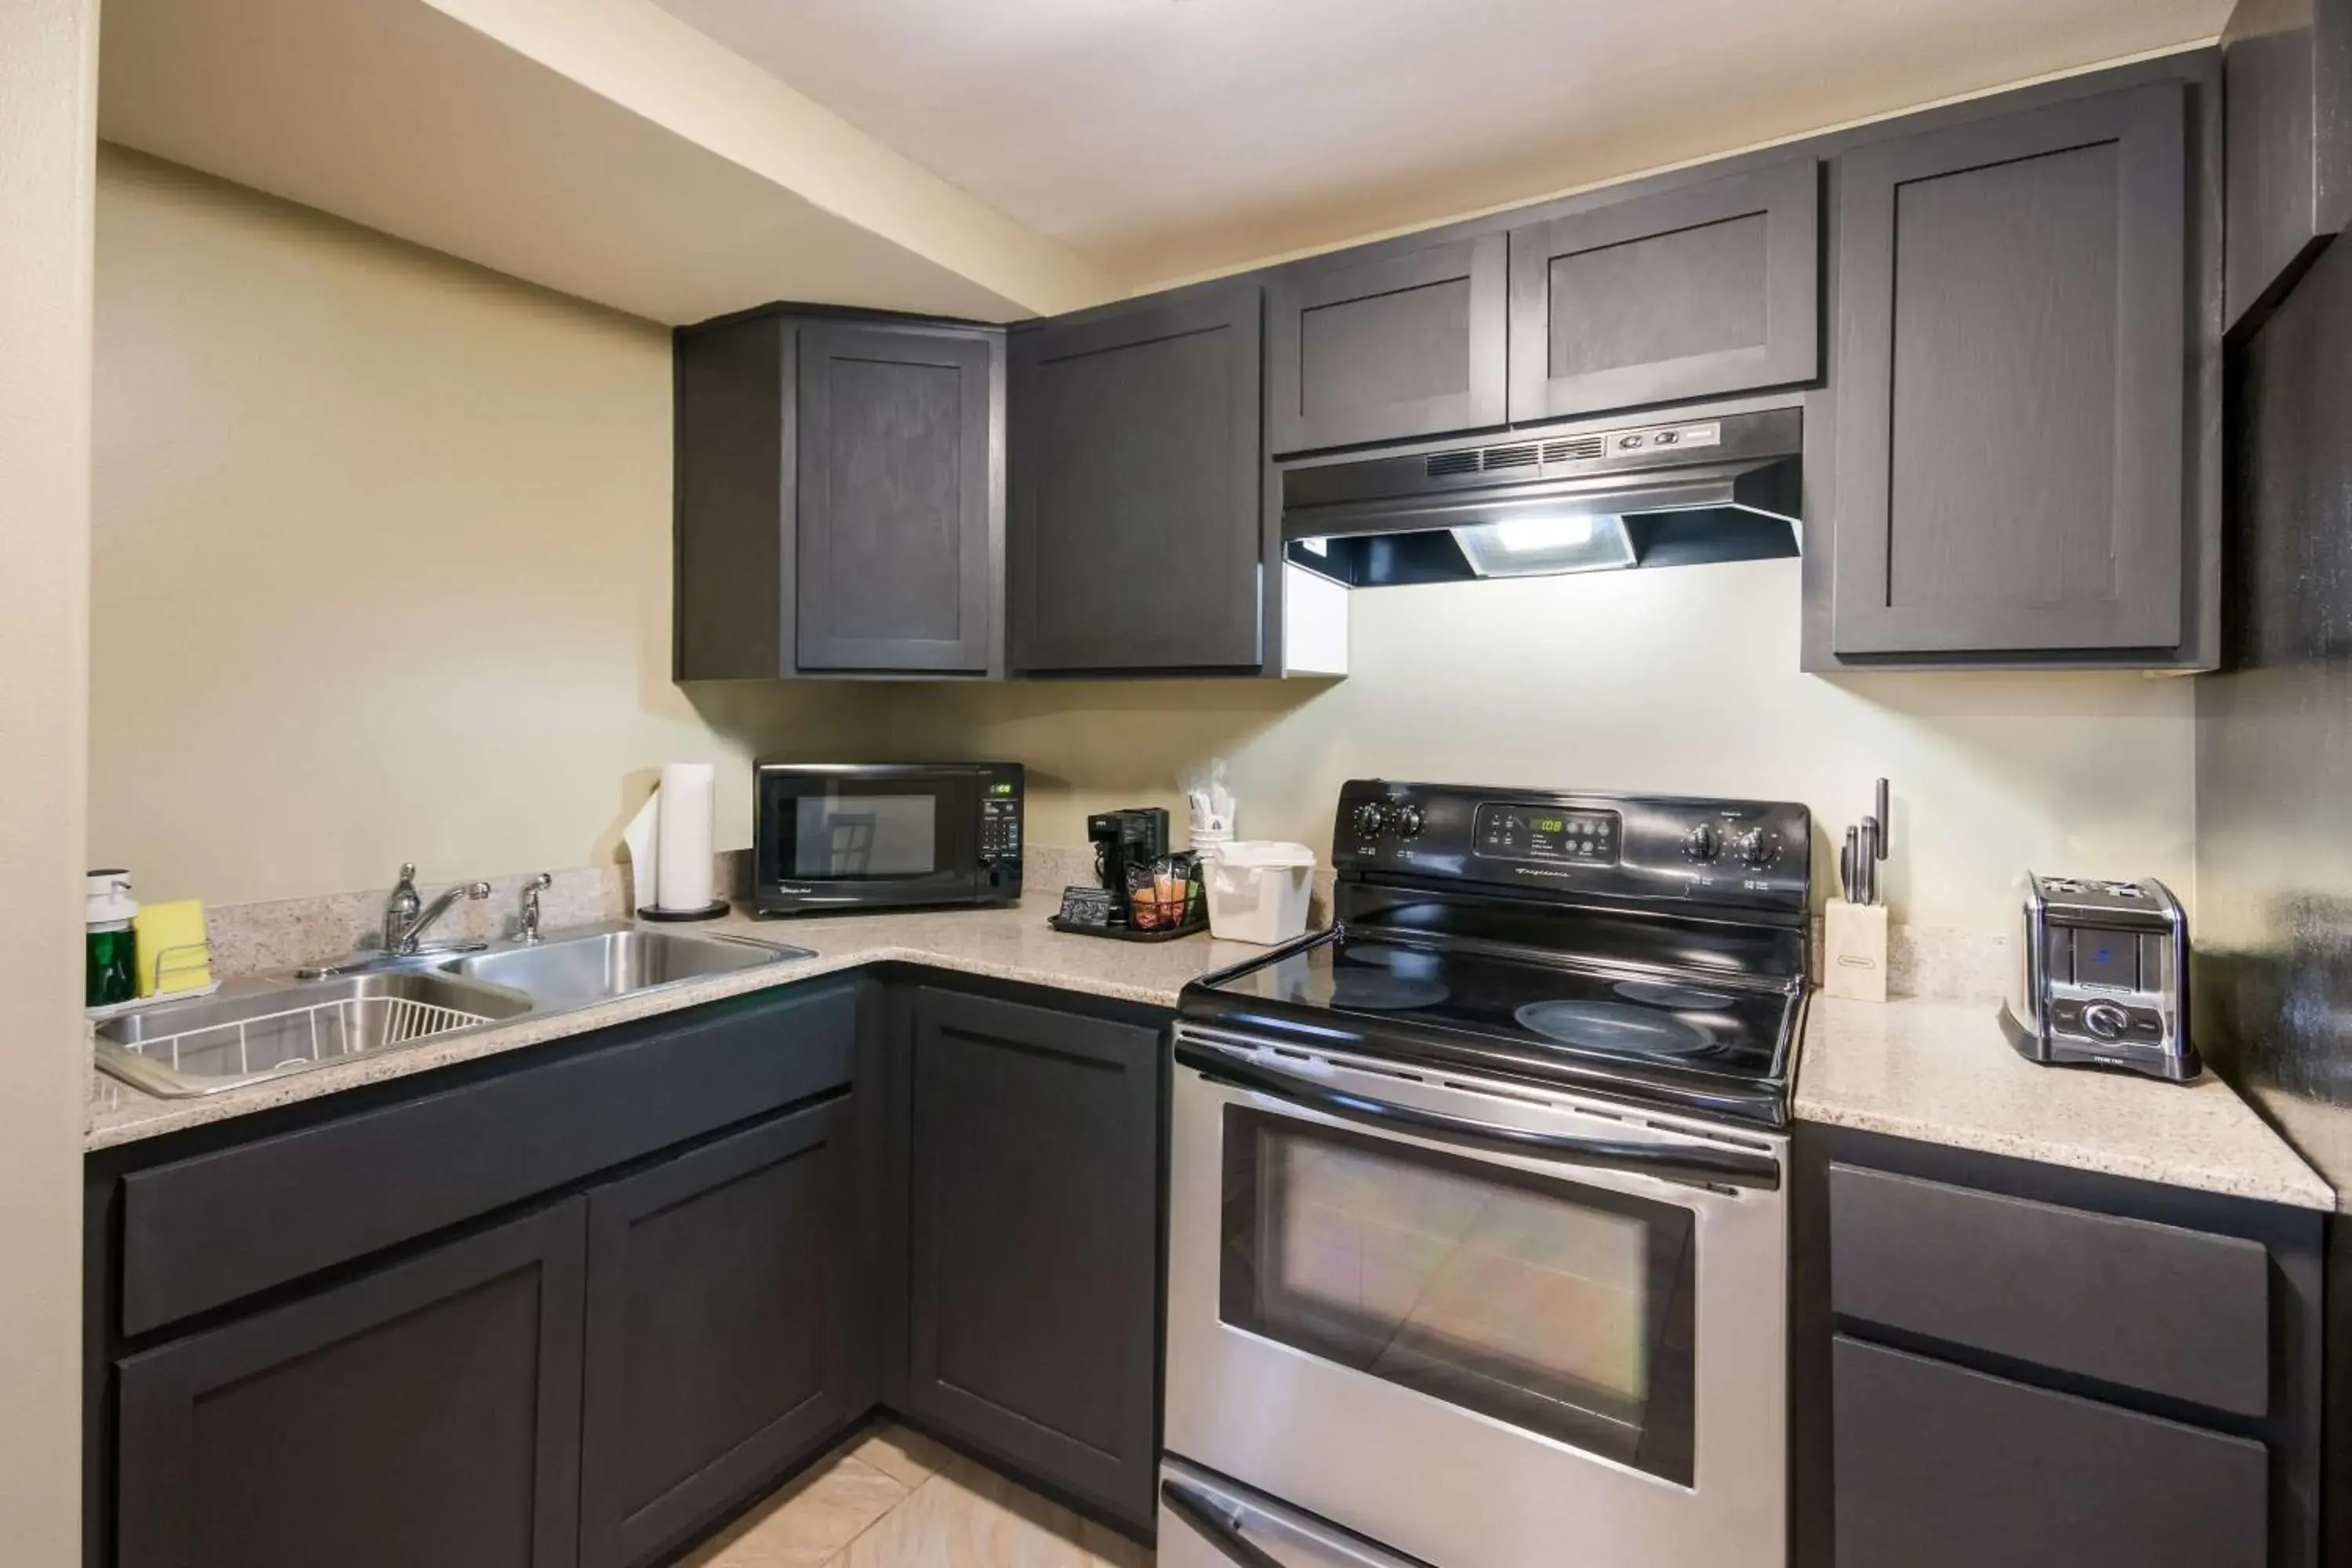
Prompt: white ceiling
<box><xmin>654</xmin><ymin>0</ymin><xmax>2229</xmax><ymax>287</ymax></box>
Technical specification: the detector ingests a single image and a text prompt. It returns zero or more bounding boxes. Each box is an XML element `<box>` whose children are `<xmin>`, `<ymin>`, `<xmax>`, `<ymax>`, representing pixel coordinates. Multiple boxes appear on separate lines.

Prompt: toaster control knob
<box><xmin>1350</xmin><ymin>802</ymin><xmax>1388</xmax><ymax>838</ymax></box>
<box><xmin>2082</xmin><ymin>1000</ymin><xmax>2131</xmax><ymax>1041</ymax></box>
<box><xmin>1731</xmin><ymin>828</ymin><xmax>1780</xmax><ymax>869</ymax></box>
<box><xmin>1393</xmin><ymin>804</ymin><xmax>1425</xmax><ymax>839</ymax></box>
<box><xmin>1682</xmin><ymin>824</ymin><xmax>1721</xmax><ymax>862</ymax></box>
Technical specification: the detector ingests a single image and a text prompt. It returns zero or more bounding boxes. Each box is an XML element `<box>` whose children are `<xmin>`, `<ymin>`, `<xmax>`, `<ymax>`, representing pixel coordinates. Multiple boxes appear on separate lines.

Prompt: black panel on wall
<box><xmin>2195</xmin><ymin>228</ymin><xmax>2352</xmax><ymax>1565</ymax></box>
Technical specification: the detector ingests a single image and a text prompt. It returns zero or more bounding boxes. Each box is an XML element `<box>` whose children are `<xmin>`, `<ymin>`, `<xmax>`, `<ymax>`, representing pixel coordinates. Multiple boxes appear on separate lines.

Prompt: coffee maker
<box><xmin>1087</xmin><ymin>808</ymin><xmax>1170</xmax><ymax>924</ymax></box>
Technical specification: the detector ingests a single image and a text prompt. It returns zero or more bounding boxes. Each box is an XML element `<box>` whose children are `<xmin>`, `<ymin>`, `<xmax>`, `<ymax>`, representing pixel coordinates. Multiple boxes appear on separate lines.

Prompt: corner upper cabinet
<box><xmin>1826</xmin><ymin>82</ymin><xmax>2201</xmax><ymax>661</ymax></box>
<box><xmin>674</xmin><ymin>310</ymin><xmax>1004</xmax><ymax>680</ymax></box>
<box><xmin>1009</xmin><ymin>283</ymin><xmax>1266</xmax><ymax>672</ymax></box>
<box><xmin>2222</xmin><ymin>0</ymin><xmax>2352</xmax><ymax>332</ymax></box>
<box><xmin>1267</xmin><ymin>234</ymin><xmax>1507</xmax><ymax>454</ymax></box>
<box><xmin>1508</xmin><ymin>159</ymin><xmax>1819</xmax><ymax>422</ymax></box>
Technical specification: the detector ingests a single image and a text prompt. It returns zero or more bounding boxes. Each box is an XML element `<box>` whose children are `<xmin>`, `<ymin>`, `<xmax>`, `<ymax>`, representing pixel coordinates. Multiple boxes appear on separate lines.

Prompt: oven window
<box><xmin>1220</xmin><ymin>1106</ymin><xmax>1696</xmax><ymax>1483</ymax></box>
<box><xmin>788</xmin><ymin>792</ymin><xmax>939</xmax><ymax>879</ymax></box>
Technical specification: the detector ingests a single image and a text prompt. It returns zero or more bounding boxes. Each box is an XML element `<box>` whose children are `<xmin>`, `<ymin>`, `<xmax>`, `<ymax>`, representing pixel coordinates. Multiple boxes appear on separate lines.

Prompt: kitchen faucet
<box><xmin>383</xmin><ymin>862</ymin><xmax>492</xmax><ymax>956</ymax></box>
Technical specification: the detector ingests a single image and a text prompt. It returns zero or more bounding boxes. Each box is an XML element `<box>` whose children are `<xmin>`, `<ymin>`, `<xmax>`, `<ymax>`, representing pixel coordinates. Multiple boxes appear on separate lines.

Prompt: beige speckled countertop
<box><xmin>87</xmin><ymin>905</ymin><xmax>1256</xmax><ymax>1152</ymax></box>
<box><xmin>87</xmin><ymin>909</ymin><xmax>2340</xmax><ymax>1212</ymax></box>
<box><xmin>1795</xmin><ymin>994</ymin><xmax>2334</xmax><ymax>1210</ymax></box>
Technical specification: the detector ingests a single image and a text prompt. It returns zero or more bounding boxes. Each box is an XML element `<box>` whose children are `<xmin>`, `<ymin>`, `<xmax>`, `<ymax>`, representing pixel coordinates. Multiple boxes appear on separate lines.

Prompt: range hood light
<box><xmin>1452</xmin><ymin>514</ymin><xmax>1636</xmax><ymax>579</ymax></box>
<box><xmin>1494</xmin><ymin>514</ymin><xmax>1595</xmax><ymax>552</ymax></box>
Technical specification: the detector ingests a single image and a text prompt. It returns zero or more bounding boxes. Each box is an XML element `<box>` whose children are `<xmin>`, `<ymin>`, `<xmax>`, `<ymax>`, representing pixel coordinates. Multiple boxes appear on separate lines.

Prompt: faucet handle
<box><xmin>465</xmin><ymin>881</ymin><xmax>492</xmax><ymax>899</ymax></box>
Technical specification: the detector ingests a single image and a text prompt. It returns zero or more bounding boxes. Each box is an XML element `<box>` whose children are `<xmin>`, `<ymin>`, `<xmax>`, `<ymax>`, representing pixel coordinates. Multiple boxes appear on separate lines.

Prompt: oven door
<box><xmin>755</xmin><ymin>767</ymin><xmax>980</xmax><ymax>910</ymax></box>
<box><xmin>1167</xmin><ymin>1028</ymin><xmax>1787</xmax><ymax>1568</ymax></box>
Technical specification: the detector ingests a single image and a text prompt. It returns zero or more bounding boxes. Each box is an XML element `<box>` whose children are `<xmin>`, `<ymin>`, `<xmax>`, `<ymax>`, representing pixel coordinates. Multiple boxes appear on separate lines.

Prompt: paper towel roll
<box><xmin>654</xmin><ymin>763</ymin><xmax>716</xmax><ymax>911</ymax></box>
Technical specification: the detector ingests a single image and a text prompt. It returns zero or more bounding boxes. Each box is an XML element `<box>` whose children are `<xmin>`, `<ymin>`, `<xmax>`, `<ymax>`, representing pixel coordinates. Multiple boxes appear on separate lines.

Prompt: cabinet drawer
<box><xmin>1832</xmin><ymin>1336</ymin><xmax>2266</xmax><ymax>1568</ymax></box>
<box><xmin>1828</xmin><ymin>1162</ymin><xmax>2269</xmax><ymax>1414</ymax></box>
<box><xmin>120</xmin><ymin>980</ymin><xmax>861</xmax><ymax>1337</ymax></box>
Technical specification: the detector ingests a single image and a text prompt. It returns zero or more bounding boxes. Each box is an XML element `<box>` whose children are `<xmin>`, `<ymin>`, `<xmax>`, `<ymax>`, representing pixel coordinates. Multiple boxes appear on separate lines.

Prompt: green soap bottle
<box><xmin>87</xmin><ymin>869</ymin><xmax>140</xmax><ymax>1009</ymax></box>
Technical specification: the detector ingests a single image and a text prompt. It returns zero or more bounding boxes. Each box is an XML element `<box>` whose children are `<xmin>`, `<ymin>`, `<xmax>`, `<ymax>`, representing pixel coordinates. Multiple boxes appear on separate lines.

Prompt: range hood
<box><xmin>1283</xmin><ymin>407</ymin><xmax>1802</xmax><ymax>588</ymax></box>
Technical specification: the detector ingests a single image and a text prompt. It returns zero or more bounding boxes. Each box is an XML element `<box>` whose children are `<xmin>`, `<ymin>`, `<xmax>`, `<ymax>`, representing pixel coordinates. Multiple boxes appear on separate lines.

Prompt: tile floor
<box><xmin>679</xmin><ymin>1422</ymin><xmax>1153</xmax><ymax>1568</ymax></box>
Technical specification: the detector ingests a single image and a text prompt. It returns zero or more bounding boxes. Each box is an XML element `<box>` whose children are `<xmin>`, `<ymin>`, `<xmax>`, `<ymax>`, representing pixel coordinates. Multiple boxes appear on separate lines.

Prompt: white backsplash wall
<box><xmin>886</xmin><ymin>559</ymin><xmax>2197</xmax><ymax>938</ymax></box>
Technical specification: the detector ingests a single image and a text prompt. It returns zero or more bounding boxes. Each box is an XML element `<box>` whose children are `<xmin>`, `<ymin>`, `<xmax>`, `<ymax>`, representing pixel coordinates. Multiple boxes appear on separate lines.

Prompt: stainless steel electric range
<box><xmin>1162</xmin><ymin>779</ymin><xmax>1809</xmax><ymax>1568</ymax></box>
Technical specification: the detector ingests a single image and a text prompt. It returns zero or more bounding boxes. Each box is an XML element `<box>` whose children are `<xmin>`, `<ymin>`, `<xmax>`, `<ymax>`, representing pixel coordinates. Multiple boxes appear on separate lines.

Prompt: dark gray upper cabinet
<box><xmin>2223</xmin><ymin>0</ymin><xmax>2352</xmax><ymax>333</ymax></box>
<box><xmin>1267</xmin><ymin>233</ymin><xmax>1507</xmax><ymax>453</ymax></box>
<box><xmin>579</xmin><ymin>1096</ymin><xmax>874</xmax><ymax>1568</ymax></box>
<box><xmin>1008</xmin><ymin>283</ymin><xmax>1265</xmax><ymax>673</ymax></box>
<box><xmin>116</xmin><ymin>1198</ymin><xmax>587</xmax><ymax>1568</ymax></box>
<box><xmin>1508</xmin><ymin>158</ymin><xmax>1819</xmax><ymax>422</ymax></box>
<box><xmin>674</xmin><ymin>310</ymin><xmax>1004</xmax><ymax>680</ymax></box>
<box><xmin>797</xmin><ymin>322</ymin><xmax>997</xmax><ymax>673</ymax></box>
<box><xmin>899</xmin><ymin>987</ymin><xmax>1163</xmax><ymax>1531</ymax></box>
<box><xmin>1828</xmin><ymin>82</ymin><xmax>2191</xmax><ymax>658</ymax></box>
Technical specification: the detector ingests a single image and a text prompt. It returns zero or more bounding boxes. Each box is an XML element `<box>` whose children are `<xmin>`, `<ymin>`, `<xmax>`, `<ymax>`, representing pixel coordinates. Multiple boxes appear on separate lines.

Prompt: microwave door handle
<box><xmin>1174</xmin><ymin>1040</ymin><xmax>1780</xmax><ymax>1192</ymax></box>
<box><xmin>1162</xmin><ymin>1480</ymin><xmax>1293</xmax><ymax>1568</ymax></box>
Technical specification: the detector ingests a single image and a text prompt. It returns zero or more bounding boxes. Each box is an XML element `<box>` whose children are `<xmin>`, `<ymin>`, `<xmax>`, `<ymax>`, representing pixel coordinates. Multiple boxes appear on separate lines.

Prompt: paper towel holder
<box><xmin>623</xmin><ymin>766</ymin><xmax>731</xmax><ymax>922</ymax></box>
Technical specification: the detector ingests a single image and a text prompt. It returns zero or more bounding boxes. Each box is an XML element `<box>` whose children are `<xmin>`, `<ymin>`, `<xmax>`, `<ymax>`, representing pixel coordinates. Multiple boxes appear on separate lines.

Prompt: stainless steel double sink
<box><xmin>94</xmin><ymin>924</ymin><xmax>813</xmax><ymax>1099</ymax></box>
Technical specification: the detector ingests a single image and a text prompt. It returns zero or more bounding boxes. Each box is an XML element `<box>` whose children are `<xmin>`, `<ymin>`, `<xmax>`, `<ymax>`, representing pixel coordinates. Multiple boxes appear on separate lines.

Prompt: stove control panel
<box><xmin>1474</xmin><ymin>803</ymin><xmax>1621</xmax><ymax>866</ymax></box>
<box><xmin>1332</xmin><ymin>779</ymin><xmax>1810</xmax><ymax>917</ymax></box>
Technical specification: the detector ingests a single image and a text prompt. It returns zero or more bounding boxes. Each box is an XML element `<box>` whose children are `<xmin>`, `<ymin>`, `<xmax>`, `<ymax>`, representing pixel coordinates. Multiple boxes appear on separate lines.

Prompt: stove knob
<box><xmin>1731</xmin><ymin>828</ymin><xmax>1781</xmax><ymax>869</ymax></box>
<box><xmin>1394</xmin><ymin>804</ymin><xmax>1425</xmax><ymax>839</ymax></box>
<box><xmin>2082</xmin><ymin>1000</ymin><xmax>2131</xmax><ymax>1041</ymax></box>
<box><xmin>1682</xmin><ymin>824</ymin><xmax>1721</xmax><ymax>862</ymax></box>
<box><xmin>1349</xmin><ymin>801</ymin><xmax>1388</xmax><ymax>838</ymax></box>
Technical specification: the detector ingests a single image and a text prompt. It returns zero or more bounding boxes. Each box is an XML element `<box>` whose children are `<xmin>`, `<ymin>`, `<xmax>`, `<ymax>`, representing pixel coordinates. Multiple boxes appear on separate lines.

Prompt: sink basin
<box><xmin>95</xmin><ymin>970</ymin><xmax>535</xmax><ymax>1098</ymax></box>
<box><xmin>437</xmin><ymin>925</ymin><xmax>810</xmax><ymax>1011</ymax></box>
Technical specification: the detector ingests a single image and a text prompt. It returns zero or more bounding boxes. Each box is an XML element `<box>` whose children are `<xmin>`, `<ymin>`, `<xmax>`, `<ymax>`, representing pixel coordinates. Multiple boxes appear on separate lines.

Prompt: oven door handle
<box><xmin>1174</xmin><ymin>1040</ymin><xmax>1780</xmax><ymax>1191</ymax></box>
<box><xmin>1162</xmin><ymin>1479</ymin><xmax>1293</xmax><ymax>1568</ymax></box>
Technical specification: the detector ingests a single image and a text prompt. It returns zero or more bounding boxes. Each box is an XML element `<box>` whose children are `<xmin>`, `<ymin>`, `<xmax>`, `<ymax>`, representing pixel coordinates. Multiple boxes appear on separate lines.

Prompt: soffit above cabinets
<box><xmin>653</xmin><ymin>0</ymin><xmax>2226</xmax><ymax>287</ymax></box>
<box><xmin>96</xmin><ymin>0</ymin><xmax>1115</xmax><ymax>325</ymax></box>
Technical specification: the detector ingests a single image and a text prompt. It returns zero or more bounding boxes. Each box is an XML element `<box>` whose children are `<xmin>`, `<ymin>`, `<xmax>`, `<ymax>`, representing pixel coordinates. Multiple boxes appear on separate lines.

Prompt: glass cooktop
<box><xmin>1183</xmin><ymin>925</ymin><xmax>1803</xmax><ymax>1124</ymax></box>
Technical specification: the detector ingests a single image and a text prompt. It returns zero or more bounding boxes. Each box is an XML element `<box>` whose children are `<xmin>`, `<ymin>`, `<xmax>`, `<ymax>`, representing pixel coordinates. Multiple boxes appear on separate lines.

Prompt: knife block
<box><xmin>1823</xmin><ymin>899</ymin><xmax>1889</xmax><ymax>1002</ymax></box>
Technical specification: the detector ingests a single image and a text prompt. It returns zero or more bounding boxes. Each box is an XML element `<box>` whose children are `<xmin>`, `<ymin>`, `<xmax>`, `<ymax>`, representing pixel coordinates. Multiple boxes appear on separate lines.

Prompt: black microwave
<box><xmin>753</xmin><ymin>762</ymin><xmax>1024</xmax><ymax>916</ymax></box>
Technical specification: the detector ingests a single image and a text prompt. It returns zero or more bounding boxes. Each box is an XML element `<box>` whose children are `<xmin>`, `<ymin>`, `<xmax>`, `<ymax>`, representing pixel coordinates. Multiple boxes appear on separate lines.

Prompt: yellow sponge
<box><xmin>133</xmin><ymin>901</ymin><xmax>212</xmax><ymax>996</ymax></box>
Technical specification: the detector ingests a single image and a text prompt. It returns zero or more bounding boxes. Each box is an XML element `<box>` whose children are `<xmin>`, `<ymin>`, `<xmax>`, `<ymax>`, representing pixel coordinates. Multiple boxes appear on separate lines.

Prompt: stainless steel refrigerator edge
<box><xmin>2194</xmin><ymin>227</ymin><xmax>2352</xmax><ymax>1556</ymax></box>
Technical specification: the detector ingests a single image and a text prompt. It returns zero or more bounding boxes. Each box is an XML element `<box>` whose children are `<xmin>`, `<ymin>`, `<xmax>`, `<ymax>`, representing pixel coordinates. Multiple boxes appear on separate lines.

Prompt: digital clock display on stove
<box><xmin>1473</xmin><ymin>803</ymin><xmax>1621</xmax><ymax>866</ymax></box>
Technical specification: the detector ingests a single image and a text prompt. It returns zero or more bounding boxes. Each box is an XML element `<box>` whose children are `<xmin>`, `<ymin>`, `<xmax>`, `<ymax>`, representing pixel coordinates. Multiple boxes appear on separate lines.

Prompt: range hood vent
<box><xmin>1285</xmin><ymin>408</ymin><xmax>1802</xmax><ymax>588</ymax></box>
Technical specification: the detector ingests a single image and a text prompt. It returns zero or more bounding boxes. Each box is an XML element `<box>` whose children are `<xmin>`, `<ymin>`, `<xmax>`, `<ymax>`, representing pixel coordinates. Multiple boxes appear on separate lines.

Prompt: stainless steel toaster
<box><xmin>1998</xmin><ymin>873</ymin><xmax>2197</xmax><ymax>1081</ymax></box>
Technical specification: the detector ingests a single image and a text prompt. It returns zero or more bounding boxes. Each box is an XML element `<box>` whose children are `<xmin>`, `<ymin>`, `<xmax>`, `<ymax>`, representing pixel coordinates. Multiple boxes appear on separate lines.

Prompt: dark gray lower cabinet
<box><xmin>579</xmin><ymin>1096</ymin><xmax>873</xmax><ymax>1568</ymax></box>
<box><xmin>115</xmin><ymin>1198</ymin><xmax>588</xmax><ymax>1568</ymax></box>
<box><xmin>1832</xmin><ymin>1337</ymin><xmax>2267</xmax><ymax>1568</ymax></box>
<box><xmin>900</xmin><ymin>987</ymin><xmax>1163</xmax><ymax>1530</ymax></box>
<box><xmin>1794</xmin><ymin>1123</ymin><xmax>2322</xmax><ymax>1568</ymax></box>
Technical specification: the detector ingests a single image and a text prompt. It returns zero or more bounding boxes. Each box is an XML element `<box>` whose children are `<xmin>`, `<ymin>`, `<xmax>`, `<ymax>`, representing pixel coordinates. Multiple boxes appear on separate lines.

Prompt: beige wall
<box><xmin>91</xmin><ymin>149</ymin><xmax>887</xmax><ymax>907</ymax></box>
<box><xmin>0</xmin><ymin>0</ymin><xmax>97</xmax><ymax>1557</ymax></box>
<box><xmin>888</xmin><ymin>562</ymin><xmax>2198</xmax><ymax>936</ymax></box>
<box><xmin>91</xmin><ymin>151</ymin><xmax>2199</xmax><ymax>944</ymax></box>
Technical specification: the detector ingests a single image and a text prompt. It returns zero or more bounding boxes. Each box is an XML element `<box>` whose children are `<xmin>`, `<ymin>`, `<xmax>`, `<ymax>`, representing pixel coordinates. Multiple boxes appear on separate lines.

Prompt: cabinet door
<box><xmin>117</xmin><ymin>1198</ymin><xmax>587</xmax><ymax>1568</ymax></box>
<box><xmin>1832</xmin><ymin>1336</ymin><xmax>2267</xmax><ymax>1568</ymax></box>
<box><xmin>797</xmin><ymin>322</ymin><xmax>996</xmax><ymax>673</ymax></box>
<box><xmin>1831</xmin><ymin>83</ymin><xmax>2189</xmax><ymax>655</ymax></box>
<box><xmin>579</xmin><ymin>1096</ymin><xmax>873</xmax><ymax>1568</ymax></box>
<box><xmin>902</xmin><ymin>989</ymin><xmax>1163</xmax><ymax>1529</ymax></box>
<box><xmin>1508</xmin><ymin>159</ymin><xmax>1818</xmax><ymax>422</ymax></box>
<box><xmin>1009</xmin><ymin>285</ymin><xmax>1263</xmax><ymax>672</ymax></box>
<box><xmin>1268</xmin><ymin>234</ymin><xmax>1506</xmax><ymax>453</ymax></box>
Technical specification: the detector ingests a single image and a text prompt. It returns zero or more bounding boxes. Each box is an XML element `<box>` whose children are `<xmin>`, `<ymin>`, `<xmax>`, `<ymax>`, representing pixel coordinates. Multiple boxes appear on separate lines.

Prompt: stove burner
<box><xmin>1514</xmin><ymin>1000</ymin><xmax>1715</xmax><ymax>1057</ymax></box>
<box><xmin>1613</xmin><ymin>979</ymin><xmax>1737</xmax><ymax>1011</ymax></box>
<box><xmin>1329</xmin><ymin>973</ymin><xmax>1453</xmax><ymax>1011</ymax></box>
